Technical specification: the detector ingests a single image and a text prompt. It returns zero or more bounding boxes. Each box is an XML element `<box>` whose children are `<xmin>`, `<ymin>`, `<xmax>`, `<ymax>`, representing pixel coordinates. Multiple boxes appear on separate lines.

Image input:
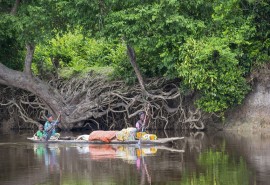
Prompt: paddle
<box><xmin>138</xmin><ymin>104</ymin><xmax>150</xmax><ymax>145</ymax></box>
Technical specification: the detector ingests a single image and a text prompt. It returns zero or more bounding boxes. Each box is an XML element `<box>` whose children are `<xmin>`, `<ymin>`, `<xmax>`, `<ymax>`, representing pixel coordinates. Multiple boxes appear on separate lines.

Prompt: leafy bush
<box><xmin>178</xmin><ymin>37</ymin><xmax>250</xmax><ymax>112</ymax></box>
<box><xmin>33</xmin><ymin>30</ymin><xmax>127</xmax><ymax>79</ymax></box>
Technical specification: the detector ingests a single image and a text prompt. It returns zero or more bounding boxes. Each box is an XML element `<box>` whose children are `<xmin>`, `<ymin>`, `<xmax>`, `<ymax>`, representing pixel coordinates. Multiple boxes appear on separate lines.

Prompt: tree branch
<box><xmin>0</xmin><ymin>79</ymin><xmax>8</xmax><ymax>86</ymax></box>
<box><xmin>0</xmin><ymin>62</ymin><xmax>64</xmax><ymax>120</ymax></box>
<box><xmin>10</xmin><ymin>0</ymin><xmax>20</xmax><ymax>15</ymax></box>
<box><xmin>0</xmin><ymin>62</ymin><xmax>29</xmax><ymax>89</ymax></box>
<box><xmin>24</xmin><ymin>43</ymin><xmax>35</xmax><ymax>77</ymax></box>
<box><xmin>126</xmin><ymin>44</ymin><xmax>147</xmax><ymax>95</ymax></box>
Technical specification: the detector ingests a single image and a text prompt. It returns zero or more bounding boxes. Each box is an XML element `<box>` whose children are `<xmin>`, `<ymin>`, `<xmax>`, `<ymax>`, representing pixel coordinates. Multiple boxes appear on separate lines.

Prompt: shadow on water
<box><xmin>0</xmin><ymin>129</ymin><xmax>269</xmax><ymax>184</ymax></box>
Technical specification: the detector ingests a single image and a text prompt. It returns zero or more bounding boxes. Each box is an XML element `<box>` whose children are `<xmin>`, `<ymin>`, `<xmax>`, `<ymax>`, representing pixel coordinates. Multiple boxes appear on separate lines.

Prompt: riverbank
<box><xmin>225</xmin><ymin>64</ymin><xmax>270</xmax><ymax>131</ymax></box>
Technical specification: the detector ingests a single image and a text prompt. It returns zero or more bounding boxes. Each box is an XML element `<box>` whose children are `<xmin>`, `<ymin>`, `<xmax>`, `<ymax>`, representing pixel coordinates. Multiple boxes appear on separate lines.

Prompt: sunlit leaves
<box><xmin>178</xmin><ymin>37</ymin><xmax>250</xmax><ymax>112</ymax></box>
<box><xmin>0</xmin><ymin>0</ymin><xmax>270</xmax><ymax>114</ymax></box>
<box><xmin>33</xmin><ymin>30</ymin><xmax>126</xmax><ymax>79</ymax></box>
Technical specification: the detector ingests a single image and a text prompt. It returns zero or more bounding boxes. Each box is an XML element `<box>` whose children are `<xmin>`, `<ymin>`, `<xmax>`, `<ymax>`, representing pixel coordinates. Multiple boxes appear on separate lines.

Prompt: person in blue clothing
<box><xmin>44</xmin><ymin>113</ymin><xmax>61</xmax><ymax>140</ymax></box>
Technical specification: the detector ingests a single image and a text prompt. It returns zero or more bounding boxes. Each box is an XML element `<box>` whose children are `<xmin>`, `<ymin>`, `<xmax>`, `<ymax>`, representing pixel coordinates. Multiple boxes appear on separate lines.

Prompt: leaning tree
<box><xmin>1</xmin><ymin>0</ymin><xmax>235</xmax><ymax>130</ymax></box>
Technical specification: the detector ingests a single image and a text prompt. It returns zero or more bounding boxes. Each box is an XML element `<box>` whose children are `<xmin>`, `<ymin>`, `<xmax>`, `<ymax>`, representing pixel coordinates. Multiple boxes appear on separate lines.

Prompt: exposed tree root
<box><xmin>0</xmin><ymin>75</ymin><xmax>208</xmax><ymax>130</ymax></box>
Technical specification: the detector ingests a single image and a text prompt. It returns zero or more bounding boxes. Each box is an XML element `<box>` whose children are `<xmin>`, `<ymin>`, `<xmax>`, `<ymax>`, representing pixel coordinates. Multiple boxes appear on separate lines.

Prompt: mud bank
<box><xmin>225</xmin><ymin>65</ymin><xmax>270</xmax><ymax>131</ymax></box>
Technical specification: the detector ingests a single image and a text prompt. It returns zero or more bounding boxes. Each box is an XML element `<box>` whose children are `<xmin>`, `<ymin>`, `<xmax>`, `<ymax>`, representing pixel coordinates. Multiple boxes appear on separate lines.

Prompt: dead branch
<box><xmin>24</xmin><ymin>43</ymin><xmax>35</xmax><ymax>77</ymax></box>
<box><xmin>126</xmin><ymin>44</ymin><xmax>147</xmax><ymax>95</ymax></box>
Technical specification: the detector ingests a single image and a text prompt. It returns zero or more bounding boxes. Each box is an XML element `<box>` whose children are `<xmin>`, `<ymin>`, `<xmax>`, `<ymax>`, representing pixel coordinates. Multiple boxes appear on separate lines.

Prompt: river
<box><xmin>0</xmin><ymin>129</ymin><xmax>269</xmax><ymax>185</ymax></box>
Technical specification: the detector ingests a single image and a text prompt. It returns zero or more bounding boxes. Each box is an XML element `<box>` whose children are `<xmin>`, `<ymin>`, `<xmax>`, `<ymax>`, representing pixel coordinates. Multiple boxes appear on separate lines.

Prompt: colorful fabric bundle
<box><xmin>116</xmin><ymin>127</ymin><xmax>137</xmax><ymax>141</ymax></box>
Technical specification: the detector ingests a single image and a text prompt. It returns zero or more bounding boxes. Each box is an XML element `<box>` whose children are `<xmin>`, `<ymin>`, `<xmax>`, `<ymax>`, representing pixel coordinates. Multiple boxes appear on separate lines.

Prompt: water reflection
<box><xmin>178</xmin><ymin>131</ymin><xmax>255</xmax><ymax>185</ymax></box>
<box><xmin>72</xmin><ymin>144</ymin><xmax>160</xmax><ymax>161</ymax></box>
<box><xmin>33</xmin><ymin>144</ymin><xmax>60</xmax><ymax>171</ymax></box>
<box><xmin>220</xmin><ymin>131</ymin><xmax>270</xmax><ymax>185</ymax></box>
<box><xmin>1</xmin><ymin>130</ymin><xmax>270</xmax><ymax>184</ymax></box>
<box><xmin>86</xmin><ymin>144</ymin><xmax>157</xmax><ymax>184</ymax></box>
<box><xmin>30</xmin><ymin>143</ymin><xmax>181</xmax><ymax>185</ymax></box>
<box><xmin>186</xmin><ymin>131</ymin><xmax>205</xmax><ymax>152</ymax></box>
<box><xmin>89</xmin><ymin>145</ymin><xmax>118</xmax><ymax>160</ymax></box>
<box><xmin>181</xmin><ymin>147</ymin><xmax>251</xmax><ymax>185</ymax></box>
<box><xmin>135</xmin><ymin>147</ymin><xmax>153</xmax><ymax>185</ymax></box>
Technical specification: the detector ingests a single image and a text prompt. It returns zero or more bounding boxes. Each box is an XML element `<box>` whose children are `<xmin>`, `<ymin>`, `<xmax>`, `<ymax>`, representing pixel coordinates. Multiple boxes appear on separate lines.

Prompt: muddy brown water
<box><xmin>0</xmin><ymin>129</ymin><xmax>269</xmax><ymax>185</ymax></box>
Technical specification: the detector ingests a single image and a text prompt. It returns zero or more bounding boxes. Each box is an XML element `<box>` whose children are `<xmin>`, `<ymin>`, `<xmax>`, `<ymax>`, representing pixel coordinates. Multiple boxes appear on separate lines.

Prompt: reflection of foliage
<box><xmin>50</xmin><ymin>178</ymin><xmax>139</xmax><ymax>185</ymax></box>
<box><xmin>181</xmin><ymin>148</ymin><xmax>251</xmax><ymax>185</ymax></box>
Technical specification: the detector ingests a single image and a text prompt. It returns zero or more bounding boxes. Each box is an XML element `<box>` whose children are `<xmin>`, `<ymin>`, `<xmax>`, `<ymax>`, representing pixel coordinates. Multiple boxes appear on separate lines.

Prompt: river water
<box><xmin>0</xmin><ymin>129</ymin><xmax>269</xmax><ymax>185</ymax></box>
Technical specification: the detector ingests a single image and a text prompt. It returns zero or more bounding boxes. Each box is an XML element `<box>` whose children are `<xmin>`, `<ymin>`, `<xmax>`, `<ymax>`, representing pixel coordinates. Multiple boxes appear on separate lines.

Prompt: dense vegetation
<box><xmin>0</xmin><ymin>0</ymin><xmax>269</xmax><ymax>128</ymax></box>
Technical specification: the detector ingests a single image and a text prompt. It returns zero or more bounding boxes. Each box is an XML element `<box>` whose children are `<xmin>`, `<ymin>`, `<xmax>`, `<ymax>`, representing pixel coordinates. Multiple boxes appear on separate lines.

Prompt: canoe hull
<box><xmin>27</xmin><ymin>137</ymin><xmax>184</xmax><ymax>145</ymax></box>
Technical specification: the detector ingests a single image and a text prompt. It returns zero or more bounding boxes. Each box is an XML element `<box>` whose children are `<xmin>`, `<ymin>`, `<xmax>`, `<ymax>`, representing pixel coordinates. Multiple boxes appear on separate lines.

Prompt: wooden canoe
<box><xmin>27</xmin><ymin>136</ymin><xmax>184</xmax><ymax>145</ymax></box>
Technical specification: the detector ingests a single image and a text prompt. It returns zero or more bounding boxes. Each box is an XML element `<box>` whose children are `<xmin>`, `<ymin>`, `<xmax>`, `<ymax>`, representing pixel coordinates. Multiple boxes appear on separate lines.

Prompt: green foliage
<box><xmin>1</xmin><ymin>0</ymin><xmax>270</xmax><ymax>114</ymax></box>
<box><xmin>104</xmin><ymin>1</ymin><xmax>209</xmax><ymax>78</ymax></box>
<box><xmin>178</xmin><ymin>37</ymin><xmax>250</xmax><ymax>112</ymax></box>
<box><xmin>0</xmin><ymin>13</ymin><xmax>24</xmax><ymax>70</ymax></box>
<box><xmin>241</xmin><ymin>0</ymin><xmax>270</xmax><ymax>66</ymax></box>
<box><xmin>33</xmin><ymin>30</ymin><xmax>126</xmax><ymax>79</ymax></box>
<box><xmin>0</xmin><ymin>37</ymin><xmax>24</xmax><ymax>71</ymax></box>
<box><xmin>0</xmin><ymin>0</ymin><xmax>69</xmax><ymax>70</ymax></box>
<box><xmin>101</xmin><ymin>0</ymin><xmax>258</xmax><ymax>113</ymax></box>
<box><xmin>100</xmin><ymin>0</ymin><xmax>261</xmax><ymax>113</ymax></box>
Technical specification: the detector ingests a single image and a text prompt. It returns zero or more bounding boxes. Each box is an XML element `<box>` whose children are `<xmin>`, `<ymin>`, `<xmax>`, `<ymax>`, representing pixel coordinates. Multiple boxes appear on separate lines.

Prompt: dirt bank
<box><xmin>225</xmin><ymin>64</ymin><xmax>270</xmax><ymax>131</ymax></box>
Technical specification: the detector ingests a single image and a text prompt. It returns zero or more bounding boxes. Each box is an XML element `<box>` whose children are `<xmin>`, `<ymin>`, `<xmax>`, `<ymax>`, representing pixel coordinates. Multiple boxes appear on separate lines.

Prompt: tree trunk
<box><xmin>0</xmin><ymin>63</ymin><xmax>64</xmax><ymax>112</ymax></box>
<box><xmin>24</xmin><ymin>44</ymin><xmax>35</xmax><ymax>77</ymax></box>
<box><xmin>126</xmin><ymin>44</ymin><xmax>147</xmax><ymax>96</ymax></box>
<box><xmin>10</xmin><ymin>0</ymin><xmax>20</xmax><ymax>15</ymax></box>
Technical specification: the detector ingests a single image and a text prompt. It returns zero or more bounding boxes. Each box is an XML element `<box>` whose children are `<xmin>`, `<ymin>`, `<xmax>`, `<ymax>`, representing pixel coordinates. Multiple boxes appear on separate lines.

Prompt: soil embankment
<box><xmin>225</xmin><ymin>65</ymin><xmax>270</xmax><ymax>131</ymax></box>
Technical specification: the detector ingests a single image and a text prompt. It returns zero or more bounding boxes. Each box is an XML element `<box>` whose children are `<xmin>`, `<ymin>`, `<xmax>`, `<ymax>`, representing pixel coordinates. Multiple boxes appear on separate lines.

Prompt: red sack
<box><xmin>88</xmin><ymin>130</ymin><xmax>118</xmax><ymax>143</ymax></box>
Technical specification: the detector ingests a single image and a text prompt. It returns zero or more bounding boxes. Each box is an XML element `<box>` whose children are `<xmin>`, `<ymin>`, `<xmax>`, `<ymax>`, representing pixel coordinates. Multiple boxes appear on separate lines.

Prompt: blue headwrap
<box><xmin>47</xmin><ymin>114</ymin><xmax>53</xmax><ymax>118</ymax></box>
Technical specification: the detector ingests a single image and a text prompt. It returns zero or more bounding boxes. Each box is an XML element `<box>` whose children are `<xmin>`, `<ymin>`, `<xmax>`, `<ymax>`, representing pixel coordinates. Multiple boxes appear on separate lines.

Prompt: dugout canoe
<box><xmin>27</xmin><ymin>136</ymin><xmax>184</xmax><ymax>145</ymax></box>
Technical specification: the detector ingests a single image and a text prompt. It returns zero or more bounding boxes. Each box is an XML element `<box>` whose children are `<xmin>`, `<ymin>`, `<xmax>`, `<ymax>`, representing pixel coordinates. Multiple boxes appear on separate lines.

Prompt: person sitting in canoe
<box><xmin>33</xmin><ymin>124</ymin><xmax>45</xmax><ymax>140</ymax></box>
<box><xmin>135</xmin><ymin>105</ymin><xmax>158</xmax><ymax>141</ymax></box>
<box><xmin>44</xmin><ymin>113</ymin><xmax>61</xmax><ymax>140</ymax></box>
<box><xmin>136</xmin><ymin>111</ymin><xmax>149</xmax><ymax>132</ymax></box>
<box><xmin>136</xmin><ymin>104</ymin><xmax>150</xmax><ymax>132</ymax></box>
